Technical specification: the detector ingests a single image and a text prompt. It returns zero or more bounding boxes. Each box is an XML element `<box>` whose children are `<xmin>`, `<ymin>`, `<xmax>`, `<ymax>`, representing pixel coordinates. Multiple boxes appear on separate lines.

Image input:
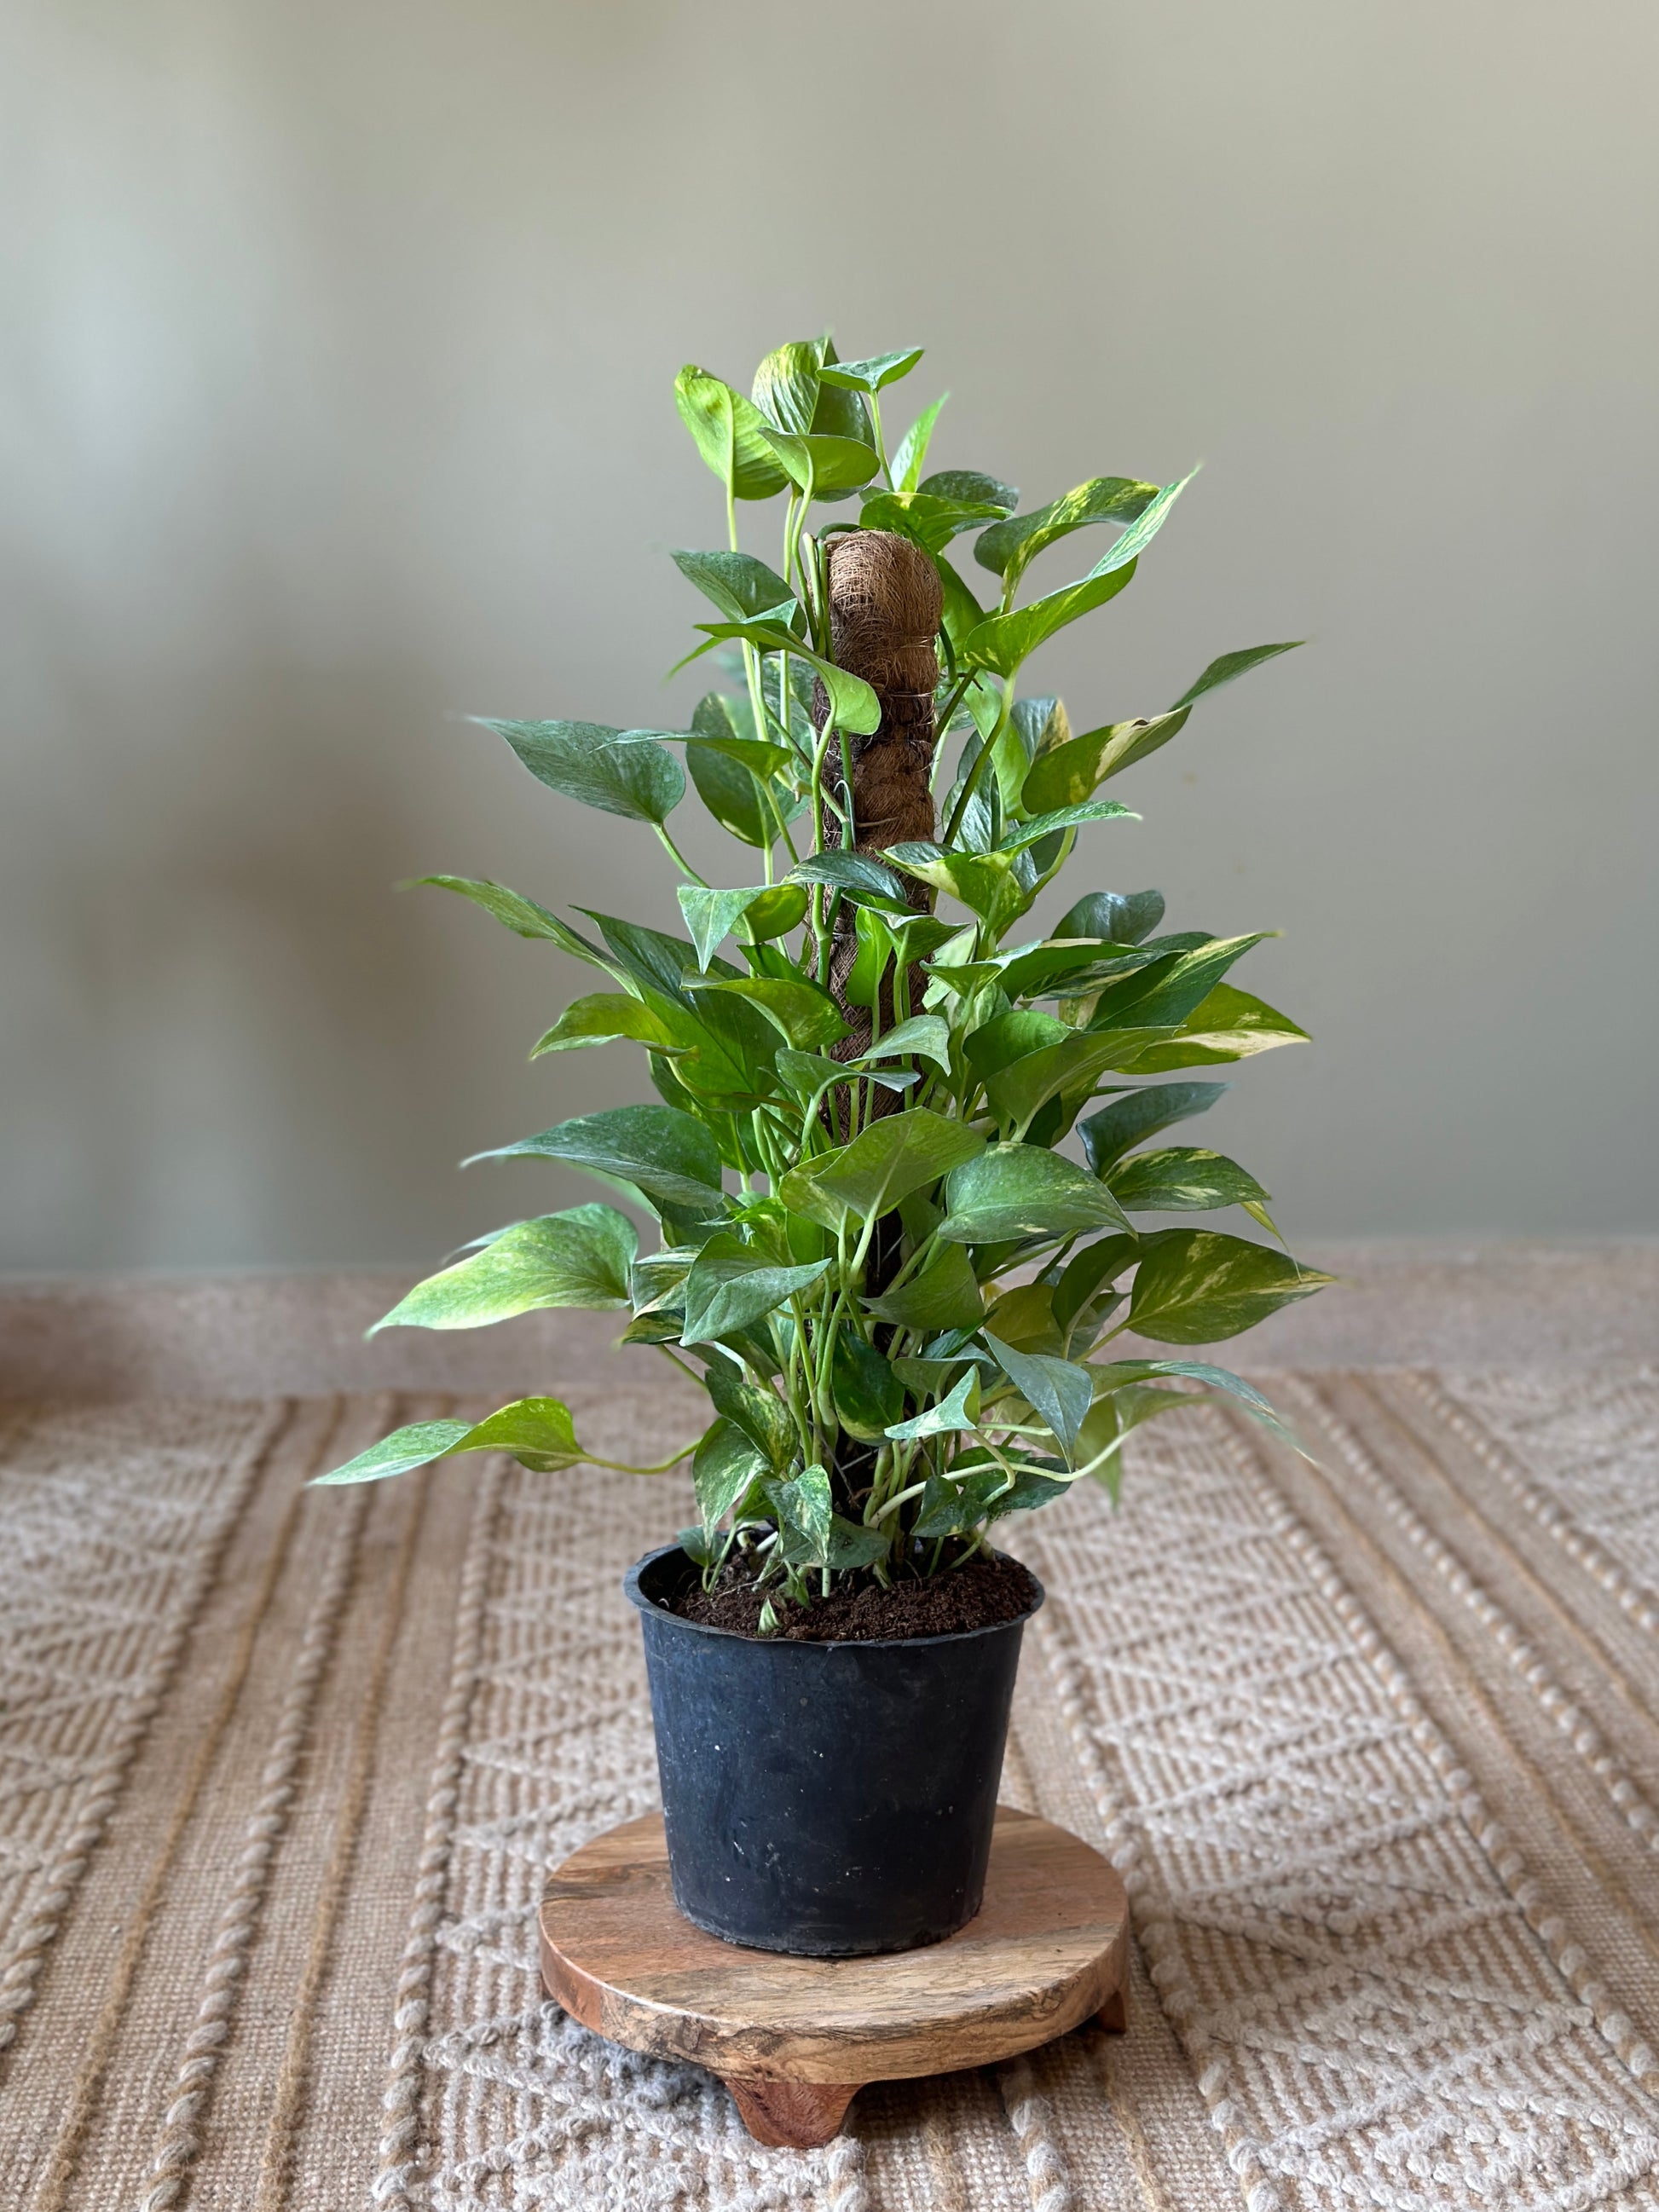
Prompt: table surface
<box><xmin>2</xmin><ymin>1256</ymin><xmax>1656</xmax><ymax>2211</ymax></box>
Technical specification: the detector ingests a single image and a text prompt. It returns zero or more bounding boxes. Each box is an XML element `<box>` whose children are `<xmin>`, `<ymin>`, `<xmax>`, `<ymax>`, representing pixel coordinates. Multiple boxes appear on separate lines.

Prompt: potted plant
<box><xmin>317</xmin><ymin>334</ymin><xmax>1328</xmax><ymax>1957</ymax></box>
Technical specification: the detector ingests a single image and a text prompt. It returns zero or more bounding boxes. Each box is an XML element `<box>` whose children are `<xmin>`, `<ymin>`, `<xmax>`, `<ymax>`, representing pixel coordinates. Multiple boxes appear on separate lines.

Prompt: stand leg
<box><xmin>1096</xmin><ymin>1984</ymin><xmax>1129</xmax><ymax>2034</ymax></box>
<box><xmin>724</xmin><ymin>2077</ymin><xmax>861</xmax><ymax>2148</ymax></box>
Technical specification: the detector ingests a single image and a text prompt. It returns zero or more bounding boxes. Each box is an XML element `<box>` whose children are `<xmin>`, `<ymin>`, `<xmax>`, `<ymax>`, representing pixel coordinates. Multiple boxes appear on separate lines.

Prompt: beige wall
<box><xmin>5</xmin><ymin>0</ymin><xmax>1656</xmax><ymax>1270</ymax></box>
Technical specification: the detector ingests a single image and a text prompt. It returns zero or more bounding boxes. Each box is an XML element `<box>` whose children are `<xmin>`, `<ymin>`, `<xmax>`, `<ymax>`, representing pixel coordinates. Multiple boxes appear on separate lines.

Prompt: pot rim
<box><xmin>624</xmin><ymin>1542</ymin><xmax>1045</xmax><ymax>1650</ymax></box>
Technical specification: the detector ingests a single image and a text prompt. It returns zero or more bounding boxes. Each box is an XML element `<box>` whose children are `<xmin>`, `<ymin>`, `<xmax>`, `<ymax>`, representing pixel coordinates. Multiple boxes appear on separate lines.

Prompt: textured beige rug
<box><xmin>3</xmin><ymin>1356</ymin><xmax>1658</xmax><ymax>2209</ymax></box>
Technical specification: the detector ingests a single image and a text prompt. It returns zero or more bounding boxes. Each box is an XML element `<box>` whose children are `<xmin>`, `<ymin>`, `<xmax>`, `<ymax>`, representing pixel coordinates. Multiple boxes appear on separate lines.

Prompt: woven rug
<box><xmin>3</xmin><ymin>1364</ymin><xmax>1657</xmax><ymax>2210</ymax></box>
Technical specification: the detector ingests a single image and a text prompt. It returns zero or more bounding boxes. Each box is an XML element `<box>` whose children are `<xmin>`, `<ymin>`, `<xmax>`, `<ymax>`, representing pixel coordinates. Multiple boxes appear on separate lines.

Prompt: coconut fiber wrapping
<box><xmin>3</xmin><ymin>1318</ymin><xmax>1659</xmax><ymax>2205</ymax></box>
<box><xmin>818</xmin><ymin>529</ymin><xmax>942</xmax><ymax>1085</ymax></box>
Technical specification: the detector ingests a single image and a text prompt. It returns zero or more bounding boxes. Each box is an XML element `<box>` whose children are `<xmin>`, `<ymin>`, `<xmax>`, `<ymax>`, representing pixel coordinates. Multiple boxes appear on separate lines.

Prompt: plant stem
<box><xmin>655</xmin><ymin>1344</ymin><xmax>704</xmax><ymax>1386</ymax></box>
<box><xmin>870</xmin><ymin>391</ymin><xmax>890</xmax><ymax>485</ymax></box>
<box><xmin>807</xmin><ymin>718</ymin><xmax>839</xmax><ymax>985</ymax></box>
<box><xmin>942</xmin><ymin>673</ymin><xmax>1015</xmax><ymax>846</ymax></box>
<box><xmin>934</xmin><ymin>670</ymin><xmax>974</xmax><ymax>746</ymax></box>
<box><xmin>653</xmin><ymin>823</ymin><xmax>706</xmax><ymax>885</ymax></box>
<box><xmin>591</xmin><ymin>1443</ymin><xmax>702</xmax><ymax>1475</ymax></box>
<box><xmin>881</xmin><ymin>1224</ymin><xmax>942</xmax><ymax>1295</ymax></box>
<box><xmin>868</xmin><ymin>1478</ymin><xmax>927</xmax><ymax>1525</ymax></box>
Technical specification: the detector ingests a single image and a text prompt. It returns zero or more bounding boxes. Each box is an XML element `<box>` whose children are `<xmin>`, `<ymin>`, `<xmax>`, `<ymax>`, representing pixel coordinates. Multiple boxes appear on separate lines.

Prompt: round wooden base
<box><xmin>539</xmin><ymin>1804</ymin><xmax>1129</xmax><ymax>2148</ymax></box>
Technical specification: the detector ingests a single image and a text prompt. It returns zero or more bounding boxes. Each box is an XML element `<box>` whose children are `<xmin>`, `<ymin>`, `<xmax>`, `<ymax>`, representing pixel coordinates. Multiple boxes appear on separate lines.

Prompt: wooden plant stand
<box><xmin>539</xmin><ymin>1804</ymin><xmax>1129</xmax><ymax>2148</ymax></box>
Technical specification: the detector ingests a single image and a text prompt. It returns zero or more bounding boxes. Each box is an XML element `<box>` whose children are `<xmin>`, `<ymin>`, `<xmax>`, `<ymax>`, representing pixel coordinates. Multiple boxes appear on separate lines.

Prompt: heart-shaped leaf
<box><xmin>310</xmin><ymin>1396</ymin><xmax>587</xmax><ymax>1485</ymax></box>
<box><xmin>685</xmin><ymin>974</ymin><xmax>848</xmax><ymax>1050</ymax></box>
<box><xmin>982</xmin><ymin>1031</ymin><xmax>1141</xmax><ymax>1140</ymax></box>
<box><xmin>863</xmin><ymin>1244</ymin><xmax>986</xmax><ymax>1333</ymax></box>
<box><xmin>1108</xmin><ymin>1147</ymin><xmax>1270</xmax><ymax>1214</ymax></box>
<box><xmin>409</xmin><ymin>876</ymin><xmax>608</xmax><ymax>966</ymax></box>
<box><xmin>680</xmin><ymin>1235</ymin><xmax>830</xmax><ymax>1344</ymax></box>
<box><xmin>983</xmin><ymin>1331</ymin><xmax>1095</xmax><ymax>1461</ymax></box>
<box><xmin>693</xmin><ymin>1417</ymin><xmax>769</xmax><ymax>1530</ymax></box>
<box><xmin>1086</xmin><ymin>935</ymin><xmax>1269</xmax><ymax>1033</ymax></box>
<box><xmin>789</xmin><ymin>850</ymin><xmax>913</xmax><ymax>910</ymax></box>
<box><xmin>530</xmin><ymin>994</ymin><xmax>676</xmax><ymax>1057</ymax></box>
<box><xmin>1078</xmin><ymin>1083</ymin><xmax>1230</xmax><ymax>1173</ymax></box>
<box><xmin>1020</xmin><ymin>711</ymin><xmax>1190</xmax><ymax>811</ymax></box>
<box><xmin>1089</xmin><ymin>1357</ymin><xmax>1307</xmax><ymax>1455</ymax></box>
<box><xmin>766</xmin><ymin>1462</ymin><xmax>834</xmax><ymax>1564</ymax></box>
<box><xmin>939</xmin><ymin>1146</ymin><xmax>1133</xmax><ymax>1245</ymax></box>
<box><xmin>438</xmin><ymin>1398</ymin><xmax>588</xmax><ymax>1473</ymax></box>
<box><xmin>962</xmin><ymin>473</ymin><xmax>1194</xmax><ymax>678</ymax></box>
<box><xmin>818</xmin><ymin>348</ymin><xmax>924</xmax><ymax>394</ymax></box>
<box><xmin>751</xmin><ymin>339</ymin><xmax>824</xmax><ymax>436</ymax></box>
<box><xmin>974</xmin><ymin>475</ymin><xmax>1162</xmax><ymax>588</ymax></box>
<box><xmin>1055</xmin><ymin>889</ymin><xmax>1165</xmax><ymax>946</ymax></box>
<box><xmin>891</xmin><ymin>396</ymin><xmax>946</xmax><ymax>494</ymax></box>
<box><xmin>922</xmin><ymin>469</ymin><xmax>1020</xmax><ymax>515</ymax></box>
<box><xmin>1052</xmin><ymin>1235</ymin><xmax>1141</xmax><ymax>1337</ymax></box>
<box><xmin>690</xmin><ymin>621</ymin><xmax>881</xmax><ymax>735</ymax></box>
<box><xmin>482</xmin><ymin>719</ymin><xmax>685</xmax><ymax>825</ymax></box>
<box><xmin>858</xmin><ymin>490</ymin><xmax>1007</xmax><ymax>555</ymax></box>
<box><xmin>885</xmin><ymin>1369</ymin><xmax>981</xmax><ymax>1441</ymax></box>
<box><xmin>683</xmin><ymin>694</ymin><xmax>788</xmax><ymax>849</ymax></box>
<box><xmin>672</xmin><ymin>548</ymin><xmax>795</xmax><ymax>622</ymax></box>
<box><xmin>759</xmin><ymin>428</ymin><xmax>883</xmax><ymax>496</ymax></box>
<box><xmin>676</xmin><ymin>883</ymin><xmax>806</xmax><ymax>970</ymax></box>
<box><xmin>371</xmin><ymin>1207</ymin><xmax>637</xmax><ymax>1331</ymax></box>
<box><xmin>801</xmin><ymin>1110</ymin><xmax>984</xmax><ymax>1223</ymax></box>
<box><xmin>884</xmin><ymin>843</ymin><xmax>1032</xmax><ymax>934</ymax></box>
<box><xmin>1169</xmin><ymin>640</ymin><xmax>1304</xmax><ymax>712</ymax></box>
<box><xmin>997</xmin><ymin>800</ymin><xmax>1136</xmax><ymax>854</ymax></box>
<box><xmin>702</xmin><ymin>1360</ymin><xmax>798</xmax><ymax>1471</ymax></box>
<box><xmin>1113</xmin><ymin>984</ymin><xmax>1309</xmax><ymax>1071</ymax></box>
<box><xmin>469</xmin><ymin>1104</ymin><xmax>725</xmax><ymax>1215</ymax></box>
<box><xmin>675</xmin><ymin>365</ymin><xmax>791</xmax><ymax>500</ymax></box>
<box><xmin>861</xmin><ymin>1014</ymin><xmax>952</xmax><ymax>1072</ymax></box>
<box><xmin>832</xmin><ymin>1334</ymin><xmax>906</xmax><ymax>1441</ymax></box>
<box><xmin>912</xmin><ymin>1460</ymin><xmax>1069</xmax><ymax>1535</ymax></box>
<box><xmin>1125</xmin><ymin>1231</ymin><xmax>1332</xmax><ymax>1343</ymax></box>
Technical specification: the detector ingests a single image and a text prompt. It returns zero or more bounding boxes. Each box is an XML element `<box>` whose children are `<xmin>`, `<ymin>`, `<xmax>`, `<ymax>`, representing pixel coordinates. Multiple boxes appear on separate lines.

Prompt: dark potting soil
<box><xmin>664</xmin><ymin>1549</ymin><xmax>1040</xmax><ymax>1643</ymax></box>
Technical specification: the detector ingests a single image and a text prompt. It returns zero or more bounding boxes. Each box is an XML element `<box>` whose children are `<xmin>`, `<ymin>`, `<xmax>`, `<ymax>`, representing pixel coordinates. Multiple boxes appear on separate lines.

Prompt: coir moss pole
<box><xmin>820</xmin><ymin>528</ymin><xmax>943</xmax><ymax>1076</ymax></box>
<box><xmin>819</xmin><ymin>528</ymin><xmax>943</xmax><ymax>1510</ymax></box>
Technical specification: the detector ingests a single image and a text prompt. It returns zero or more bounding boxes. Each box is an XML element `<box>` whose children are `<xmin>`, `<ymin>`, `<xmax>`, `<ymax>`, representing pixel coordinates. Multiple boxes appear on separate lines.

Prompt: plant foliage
<box><xmin>318</xmin><ymin>332</ymin><xmax>1327</xmax><ymax>1614</ymax></box>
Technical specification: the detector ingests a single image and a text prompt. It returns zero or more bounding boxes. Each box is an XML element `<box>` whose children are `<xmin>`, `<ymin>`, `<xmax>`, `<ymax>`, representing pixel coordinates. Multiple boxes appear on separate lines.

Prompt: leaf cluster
<box><xmin>318</xmin><ymin>333</ymin><xmax>1323</xmax><ymax>1616</ymax></box>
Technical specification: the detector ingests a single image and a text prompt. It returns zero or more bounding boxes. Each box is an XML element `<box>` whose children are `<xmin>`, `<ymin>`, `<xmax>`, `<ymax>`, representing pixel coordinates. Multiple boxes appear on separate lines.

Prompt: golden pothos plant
<box><xmin>316</xmin><ymin>334</ymin><xmax>1328</xmax><ymax>1626</ymax></box>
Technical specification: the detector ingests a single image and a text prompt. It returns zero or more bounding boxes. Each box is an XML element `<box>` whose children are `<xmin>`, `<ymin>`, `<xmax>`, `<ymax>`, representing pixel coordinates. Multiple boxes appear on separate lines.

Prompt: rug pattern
<box><xmin>2</xmin><ymin>1368</ymin><xmax>1656</xmax><ymax>2210</ymax></box>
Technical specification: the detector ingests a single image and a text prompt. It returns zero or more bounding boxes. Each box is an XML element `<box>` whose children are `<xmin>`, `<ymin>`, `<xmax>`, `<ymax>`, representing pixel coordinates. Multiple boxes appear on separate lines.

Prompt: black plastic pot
<box><xmin>624</xmin><ymin>1545</ymin><xmax>1044</xmax><ymax>1957</ymax></box>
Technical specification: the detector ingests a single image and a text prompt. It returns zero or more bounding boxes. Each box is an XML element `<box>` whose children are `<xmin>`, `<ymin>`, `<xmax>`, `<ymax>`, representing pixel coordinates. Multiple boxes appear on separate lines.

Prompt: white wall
<box><xmin>5</xmin><ymin>0</ymin><xmax>1656</xmax><ymax>1269</ymax></box>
